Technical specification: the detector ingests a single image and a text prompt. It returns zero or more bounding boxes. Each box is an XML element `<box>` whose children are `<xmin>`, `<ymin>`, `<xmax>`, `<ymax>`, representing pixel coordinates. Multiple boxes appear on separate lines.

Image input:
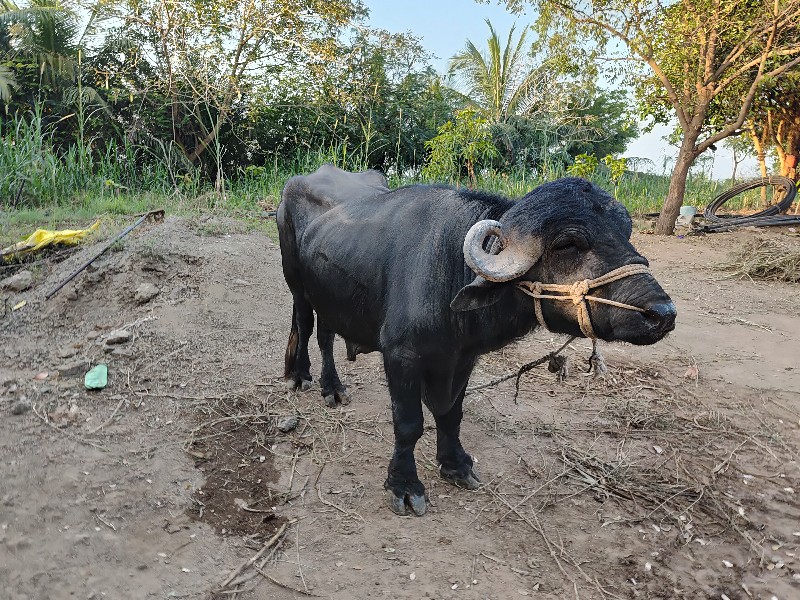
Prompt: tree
<box><xmin>449</xmin><ymin>19</ymin><xmax>638</xmax><ymax>175</ymax></box>
<box><xmin>423</xmin><ymin>107</ymin><xmax>499</xmax><ymax>186</ymax></box>
<box><xmin>564</xmin><ymin>89</ymin><xmax>639</xmax><ymax>160</ymax></box>
<box><xmin>759</xmin><ymin>73</ymin><xmax>800</xmax><ymax>181</ymax></box>
<box><xmin>249</xmin><ymin>28</ymin><xmax>453</xmax><ymax>174</ymax></box>
<box><xmin>499</xmin><ymin>0</ymin><xmax>800</xmax><ymax>234</ymax></box>
<box><xmin>1</xmin><ymin>0</ymin><xmax>110</xmax><ymax>154</ymax></box>
<box><xmin>0</xmin><ymin>0</ymin><xmax>79</xmax><ymax>87</ymax></box>
<box><xmin>447</xmin><ymin>19</ymin><xmax>543</xmax><ymax>123</ymax></box>
<box><xmin>107</xmin><ymin>0</ymin><xmax>366</xmax><ymax>174</ymax></box>
<box><xmin>723</xmin><ymin>135</ymin><xmax>754</xmax><ymax>184</ymax></box>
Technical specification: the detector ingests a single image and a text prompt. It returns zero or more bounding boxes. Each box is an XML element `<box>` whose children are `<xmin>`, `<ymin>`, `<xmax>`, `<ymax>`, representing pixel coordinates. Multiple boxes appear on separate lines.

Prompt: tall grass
<box><xmin>0</xmin><ymin>109</ymin><xmax>179</xmax><ymax>208</ymax></box>
<box><xmin>468</xmin><ymin>165</ymin><xmax>775</xmax><ymax>216</ymax></box>
<box><xmin>424</xmin><ymin>164</ymin><xmax>734</xmax><ymax>216</ymax></box>
<box><xmin>0</xmin><ymin>107</ymin><xmax>782</xmax><ymax>229</ymax></box>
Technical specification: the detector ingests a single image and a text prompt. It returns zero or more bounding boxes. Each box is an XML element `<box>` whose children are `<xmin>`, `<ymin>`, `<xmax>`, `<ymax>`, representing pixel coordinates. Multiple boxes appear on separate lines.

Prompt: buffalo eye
<box><xmin>550</xmin><ymin>232</ymin><xmax>590</xmax><ymax>254</ymax></box>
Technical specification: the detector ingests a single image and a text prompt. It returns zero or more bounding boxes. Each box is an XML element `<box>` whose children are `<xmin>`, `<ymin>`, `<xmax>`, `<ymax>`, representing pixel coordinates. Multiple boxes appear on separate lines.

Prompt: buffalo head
<box><xmin>452</xmin><ymin>178</ymin><xmax>676</xmax><ymax>345</ymax></box>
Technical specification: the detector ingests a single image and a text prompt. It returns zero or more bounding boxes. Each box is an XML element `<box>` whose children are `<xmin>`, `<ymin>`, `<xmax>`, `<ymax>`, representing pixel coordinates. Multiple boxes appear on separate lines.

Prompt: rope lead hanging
<box><xmin>588</xmin><ymin>340</ymin><xmax>608</xmax><ymax>377</ymax></box>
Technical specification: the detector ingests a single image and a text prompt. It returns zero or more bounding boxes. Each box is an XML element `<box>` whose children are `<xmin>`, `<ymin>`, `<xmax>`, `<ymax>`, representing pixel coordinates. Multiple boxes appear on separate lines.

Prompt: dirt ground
<box><xmin>1</xmin><ymin>214</ymin><xmax>799</xmax><ymax>600</ymax></box>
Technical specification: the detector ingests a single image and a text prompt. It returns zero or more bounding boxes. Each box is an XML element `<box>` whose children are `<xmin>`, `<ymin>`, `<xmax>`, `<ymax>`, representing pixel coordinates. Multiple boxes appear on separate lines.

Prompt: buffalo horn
<box><xmin>463</xmin><ymin>219</ymin><xmax>536</xmax><ymax>282</ymax></box>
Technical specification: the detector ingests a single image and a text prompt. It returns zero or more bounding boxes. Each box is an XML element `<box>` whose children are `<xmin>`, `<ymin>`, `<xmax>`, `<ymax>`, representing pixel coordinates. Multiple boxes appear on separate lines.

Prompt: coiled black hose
<box><xmin>701</xmin><ymin>176</ymin><xmax>799</xmax><ymax>232</ymax></box>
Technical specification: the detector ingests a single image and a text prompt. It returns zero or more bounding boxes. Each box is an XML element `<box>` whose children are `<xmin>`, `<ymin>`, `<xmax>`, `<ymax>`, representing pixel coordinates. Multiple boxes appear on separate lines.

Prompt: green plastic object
<box><xmin>84</xmin><ymin>364</ymin><xmax>108</xmax><ymax>390</ymax></box>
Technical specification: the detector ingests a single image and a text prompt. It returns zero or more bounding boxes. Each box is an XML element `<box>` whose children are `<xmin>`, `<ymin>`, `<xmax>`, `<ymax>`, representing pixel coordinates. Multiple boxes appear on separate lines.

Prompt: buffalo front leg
<box><xmin>316</xmin><ymin>320</ymin><xmax>351</xmax><ymax>407</ymax></box>
<box><xmin>284</xmin><ymin>297</ymin><xmax>314</xmax><ymax>392</ymax></box>
<box><xmin>383</xmin><ymin>355</ymin><xmax>426</xmax><ymax>516</ymax></box>
<box><xmin>434</xmin><ymin>393</ymin><xmax>480</xmax><ymax>490</ymax></box>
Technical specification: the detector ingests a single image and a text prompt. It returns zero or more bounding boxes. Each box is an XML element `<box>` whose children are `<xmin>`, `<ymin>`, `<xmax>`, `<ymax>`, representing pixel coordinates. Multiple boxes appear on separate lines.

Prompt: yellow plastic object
<box><xmin>1</xmin><ymin>221</ymin><xmax>100</xmax><ymax>261</ymax></box>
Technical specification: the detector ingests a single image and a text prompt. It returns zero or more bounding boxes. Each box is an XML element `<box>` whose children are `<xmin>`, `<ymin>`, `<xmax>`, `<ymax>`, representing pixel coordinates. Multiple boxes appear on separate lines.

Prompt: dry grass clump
<box><xmin>722</xmin><ymin>236</ymin><xmax>800</xmax><ymax>282</ymax></box>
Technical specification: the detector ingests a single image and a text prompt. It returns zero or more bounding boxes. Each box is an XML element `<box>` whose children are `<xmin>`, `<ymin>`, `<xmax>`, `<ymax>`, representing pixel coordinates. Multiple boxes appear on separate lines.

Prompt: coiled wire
<box><xmin>701</xmin><ymin>176</ymin><xmax>799</xmax><ymax>232</ymax></box>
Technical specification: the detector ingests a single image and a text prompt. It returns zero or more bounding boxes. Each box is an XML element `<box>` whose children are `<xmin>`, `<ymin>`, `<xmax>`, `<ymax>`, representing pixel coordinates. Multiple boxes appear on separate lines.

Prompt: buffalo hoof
<box><xmin>337</xmin><ymin>388</ymin><xmax>352</xmax><ymax>405</ymax></box>
<box><xmin>286</xmin><ymin>377</ymin><xmax>313</xmax><ymax>392</ymax></box>
<box><xmin>323</xmin><ymin>387</ymin><xmax>351</xmax><ymax>408</ymax></box>
<box><xmin>386</xmin><ymin>489</ymin><xmax>427</xmax><ymax>516</ymax></box>
<box><xmin>440</xmin><ymin>465</ymin><xmax>481</xmax><ymax>490</ymax></box>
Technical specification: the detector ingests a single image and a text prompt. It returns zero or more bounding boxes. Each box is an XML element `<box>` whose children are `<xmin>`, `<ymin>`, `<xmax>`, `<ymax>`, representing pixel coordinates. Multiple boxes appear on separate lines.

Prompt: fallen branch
<box><xmin>217</xmin><ymin>520</ymin><xmax>293</xmax><ymax>590</ymax></box>
<box><xmin>87</xmin><ymin>396</ymin><xmax>127</xmax><ymax>434</ymax></box>
<box><xmin>255</xmin><ymin>567</ymin><xmax>319</xmax><ymax>596</ymax></box>
<box><xmin>316</xmin><ymin>485</ymin><xmax>364</xmax><ymax>522</ymax></box>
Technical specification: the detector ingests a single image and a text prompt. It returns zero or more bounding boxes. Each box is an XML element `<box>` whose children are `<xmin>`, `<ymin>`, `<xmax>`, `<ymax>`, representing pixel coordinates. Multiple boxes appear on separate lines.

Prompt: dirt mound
<box><xmin>2</xmin><ymin>219</ymin><xmax>799</xmax><ymax>600</ymax></box>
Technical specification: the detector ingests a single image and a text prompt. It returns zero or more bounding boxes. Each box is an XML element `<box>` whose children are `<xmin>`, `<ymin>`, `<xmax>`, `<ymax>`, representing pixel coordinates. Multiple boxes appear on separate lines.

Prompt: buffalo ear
<box><xmin>450</xmin><ymin>276</ymin><xmax>505</xmax><ymax>312</ymax></box>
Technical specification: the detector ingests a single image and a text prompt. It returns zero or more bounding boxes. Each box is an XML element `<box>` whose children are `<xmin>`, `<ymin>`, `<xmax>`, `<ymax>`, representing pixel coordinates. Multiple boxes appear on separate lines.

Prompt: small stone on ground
<box><xmin>0</xmin><ymin>270</ymin><xmax>33</xmax><ymax>292</ymax></box>
<box><xmin>11</xmin><ymin>399</ymin><xmax>30</xmax><ymax>415</ymax></box>
<box><xmin>58</xmin><ymin>346</ymin><xmax>79</xmax><ymax>359</ymax></box>
<box><xmin>277</xmin><ymin>415</ymin><xmax>299</xmax><ymax>433</ymax></box>
<box><xmin>105</xmin><ymin>329</ymin><xmax>131</xmax><ymax>345</ymax></box>
<box><xmin>134</xmin><ymin>282</ymin><xmax>159</xmax><ymax>304</ymax></box>
<box><xmin>57</xmin><ymin>360</ymin><xmax>86</xmax><ymax>377</ymax></box>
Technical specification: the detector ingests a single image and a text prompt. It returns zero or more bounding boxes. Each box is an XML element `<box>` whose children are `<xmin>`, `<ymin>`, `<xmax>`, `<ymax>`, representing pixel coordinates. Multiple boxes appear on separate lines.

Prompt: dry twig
<box><xmin>217</xmin><ymin>520</ymin><xmax>293</xmax><ymax>591</ymax></box>
<box><xmin>87</xmin><ymin>396</ymin><xmax>127</xmax><ymax>434</ymax></box>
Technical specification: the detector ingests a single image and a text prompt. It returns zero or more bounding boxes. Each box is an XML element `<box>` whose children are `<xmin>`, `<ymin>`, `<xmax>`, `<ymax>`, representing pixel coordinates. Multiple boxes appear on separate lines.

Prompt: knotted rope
<box><xmin>516</xmin><ymin>263</ymin><xmax>652</xmax><ymax>339</ymax></box>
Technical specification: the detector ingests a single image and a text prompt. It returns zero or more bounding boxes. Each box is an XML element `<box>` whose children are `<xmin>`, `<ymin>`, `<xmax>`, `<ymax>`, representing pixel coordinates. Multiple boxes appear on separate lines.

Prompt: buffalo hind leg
<box><xmin>383</xmin><ymin>354</ymin><xmax>426</xmax><ymax>516</ymax></box>
<box><xmin>431</xmin><ymin>361</ymin><xmax>480</xmax><ymax>490</ymax></box>
<box><xmin>316</xmin><ymin>320</ymin><xmax>351</xmax><ymax>407</ymax></box>
<box><xmin>284</xmin><ymin>298</ymin><xmax>314</xmax><ymax>392</ymax></box>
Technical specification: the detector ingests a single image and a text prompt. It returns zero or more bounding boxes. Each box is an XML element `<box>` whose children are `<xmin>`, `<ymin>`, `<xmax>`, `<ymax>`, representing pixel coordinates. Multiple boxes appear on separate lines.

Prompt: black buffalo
<box><xmin>278</xmin><ymin>164</ymin><xmax>676</xmax><ymax>516</ymax></box>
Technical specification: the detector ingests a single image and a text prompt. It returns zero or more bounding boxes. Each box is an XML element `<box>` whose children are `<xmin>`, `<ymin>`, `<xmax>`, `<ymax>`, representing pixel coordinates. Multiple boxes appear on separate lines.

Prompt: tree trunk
<box><xmin>655</xmin><ymin>137</ymin><xmax>698</xmax><ymax>235</ymax></box>
<box><xmin>749</xmin><ymin>124</ymin><xmax>769</xmax><ymax>204</ymax></box>
<box><xmin>466</xmin><ymin>159</ymin><xmax>476</xmax><ymax>189</ymax></box>
<box><xmin>777</xmin><ymin>126</ymin><xmax>798</xmax><ymax>182</ymax></box>
<box><xmin>757</xmin><ymin>151</ymin><xmax>768</xmax><ymax>205</ymax></box>
<box><xmin>730</xmin><ymin>149</ymin><xmax>740</xmax><ymax>184</ymax></box>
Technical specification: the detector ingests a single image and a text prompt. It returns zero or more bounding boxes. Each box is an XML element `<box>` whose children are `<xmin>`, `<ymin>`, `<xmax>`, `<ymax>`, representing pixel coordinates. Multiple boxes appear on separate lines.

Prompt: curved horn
<box><xmin>463</xmin><ymin>219</ymin><xmax>537</xmax><ymax>283</ymax></box>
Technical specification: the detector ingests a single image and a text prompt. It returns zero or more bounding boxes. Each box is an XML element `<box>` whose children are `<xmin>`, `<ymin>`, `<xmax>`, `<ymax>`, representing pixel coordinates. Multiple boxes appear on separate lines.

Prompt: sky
<box><xmin>363</xmin><ymin>0</ymin><xmax>757</xmax><ymax>180</ymax></box>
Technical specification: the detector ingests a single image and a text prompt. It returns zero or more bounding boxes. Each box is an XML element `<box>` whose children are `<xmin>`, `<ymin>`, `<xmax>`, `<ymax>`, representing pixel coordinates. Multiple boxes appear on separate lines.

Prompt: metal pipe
<box><xmin>45</xmin><ymin>209</ymin><xmax>165</xmax><ymax>301</ymax></box>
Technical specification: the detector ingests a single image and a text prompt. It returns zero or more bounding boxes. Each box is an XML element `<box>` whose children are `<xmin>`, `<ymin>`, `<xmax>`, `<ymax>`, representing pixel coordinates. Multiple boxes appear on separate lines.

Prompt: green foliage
<box><xmin>0</xmin><ymin>107</ymin><xmax>175</xmax><ymax>207</ymax></box>
<box><xmin>491</xmin><ymin>115</ymin><xmax>571</xmax><ymax>175</ymax></box>
<box><xmin>0</xmin><ymin>0</ymin><xmax>645</xmax><ymax>212</ymax></box>
<box><xmin>566</xmin><ymin>153</ymin><xmax>598</xmax><ymax>179</ymax></box>
<box><xmin>422</xmin><ymin>108</ymin><xmax>499</xmax><ymax>186</ymax></box>
<box><xmin>563</xmin><ymin>89</ymin><xmax>638</xmax><ymax>159</ymax></box>
<box><xmin>566</xmin><ymin>153</ymin><xmax>627</xmax><ymax>195</ymax></box>
<box><xmin>448</xmin><ymin>19</ymin><xmax>638</xmax><ymax>179</ymax></box>
<box><xmin>603</xmin><ymin>155</ymin><xmax>627</xmax><ymax>186</ymax></box>
<box><xmin>249</xmin><ymin>29</ymin><xmax>452</xmax><ymax>174</ymax></box>
<box><xmin>508</xmin><ymin>0</ymin><xmax>800</xmax><ymax>232</ymax></box>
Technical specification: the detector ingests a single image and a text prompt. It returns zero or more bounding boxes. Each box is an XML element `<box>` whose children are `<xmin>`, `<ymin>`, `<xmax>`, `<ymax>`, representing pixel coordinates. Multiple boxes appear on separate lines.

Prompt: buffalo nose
<box><xmin>644</xmin><ymin>302</ymin><xmax>677</xmax><ymax>332</ymax></box>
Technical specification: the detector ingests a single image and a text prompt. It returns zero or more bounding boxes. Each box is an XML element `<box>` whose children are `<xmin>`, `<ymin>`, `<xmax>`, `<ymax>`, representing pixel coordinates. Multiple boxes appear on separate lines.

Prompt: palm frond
<box><xmin>63</xmin><ymin>83</ymin><xmax>110</xmax><ymax>113</ymax></box>
<box><xmin>447</xmin><ymin>19</ymin><xmax>539</xmax><ymax>122</ymax></box>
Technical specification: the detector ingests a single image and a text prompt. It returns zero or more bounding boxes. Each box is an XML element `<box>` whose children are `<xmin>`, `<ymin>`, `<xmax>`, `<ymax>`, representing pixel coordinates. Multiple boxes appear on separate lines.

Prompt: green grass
<box><xmin>1</xmin><ymin>164</ymin><xmax>777</xmax><ymax>249</ymax></box>
<box><xmin>0</xmin><ymin>110</ymin><xmax>787</xmax><ymax>249</ymax></box>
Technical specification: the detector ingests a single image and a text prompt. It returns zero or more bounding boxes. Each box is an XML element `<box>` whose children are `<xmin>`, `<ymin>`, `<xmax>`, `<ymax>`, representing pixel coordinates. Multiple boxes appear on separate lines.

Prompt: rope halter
<box><xmin>516</xmin><ymin>263</ymin><xmax>652</xmax><ymax>339</ymax></box>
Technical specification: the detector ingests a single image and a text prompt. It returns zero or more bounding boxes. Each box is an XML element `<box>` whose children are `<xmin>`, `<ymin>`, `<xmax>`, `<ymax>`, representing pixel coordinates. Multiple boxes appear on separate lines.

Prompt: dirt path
<box><xmin>1</xmin><ymin>217</ymin><xmax>798</xmax><ymax>600</ymax></box>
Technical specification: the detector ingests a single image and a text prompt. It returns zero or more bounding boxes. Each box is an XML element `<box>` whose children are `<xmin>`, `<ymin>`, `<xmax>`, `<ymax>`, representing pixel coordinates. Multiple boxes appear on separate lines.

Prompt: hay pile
<box><xmin>722</xmin><ymin>236</ymin><xmax>800</xmax><ymax>282</ymax></box>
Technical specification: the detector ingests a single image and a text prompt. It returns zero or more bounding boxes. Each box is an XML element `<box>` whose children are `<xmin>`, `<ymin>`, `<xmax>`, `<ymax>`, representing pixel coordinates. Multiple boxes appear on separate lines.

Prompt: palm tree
<box><xmin>0</xmin><ymin>0</ymin><xmax>81</xmax><ymax>89</ymax></box>
<box><xmin>447</xmin><ymin>19</ymin><xmax>540</xmax><ymax>123</ymax></box>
